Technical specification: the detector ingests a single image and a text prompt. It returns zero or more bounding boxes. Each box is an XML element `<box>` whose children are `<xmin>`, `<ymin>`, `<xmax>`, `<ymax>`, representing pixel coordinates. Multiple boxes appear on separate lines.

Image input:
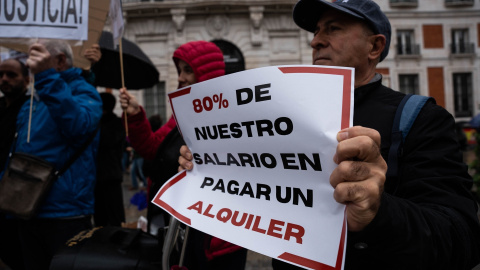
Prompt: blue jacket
<box><xmin>1</xmin><ymin>67</ymin><xmax>102</xmax><ymax>218</ymax></box>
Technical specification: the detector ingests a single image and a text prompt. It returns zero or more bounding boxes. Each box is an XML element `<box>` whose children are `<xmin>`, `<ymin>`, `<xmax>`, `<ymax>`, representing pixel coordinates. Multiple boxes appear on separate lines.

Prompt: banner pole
<box><xmin>119</xmin><ymin>37</ymin><xmax>129</xmax><ymax>137</ymax></box>
<box><xmin>27</xmin><ymin>77</ymin><xmax>34</xmax><ymax>143</ymax></box>
<box><xmin>27</xmin><ymin>37</ymin><xmax>39</xmax><ymax>143</ymax></box>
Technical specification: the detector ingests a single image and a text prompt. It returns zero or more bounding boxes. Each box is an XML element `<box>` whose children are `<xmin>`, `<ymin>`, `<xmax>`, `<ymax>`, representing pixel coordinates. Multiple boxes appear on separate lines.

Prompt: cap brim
<box><xmin>293</xmin><ymin>0</ymin><xmax>364</xmax><ymax>33</ymax></box>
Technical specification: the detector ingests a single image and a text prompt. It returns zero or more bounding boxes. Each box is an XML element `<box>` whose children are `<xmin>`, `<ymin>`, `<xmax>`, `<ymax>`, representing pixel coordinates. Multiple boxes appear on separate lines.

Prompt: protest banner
<box><xmin>0</xmin><ymin>0</ymin><xmax>110</xmax><ymax>68</ymax></box>
<box><xmin>0</xmin><ymin>0</ymin><xmax>89</xmax><ymax>40</ymax></box>
<box><xmin>152</xmin><ymin>65</ymin><xmax>354</xmax><ymax>270</ymax></box>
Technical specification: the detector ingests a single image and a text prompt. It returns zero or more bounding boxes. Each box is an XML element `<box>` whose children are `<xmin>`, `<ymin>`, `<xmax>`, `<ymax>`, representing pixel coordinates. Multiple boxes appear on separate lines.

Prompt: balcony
<box><xmin>396</xmin><ymin>44</ymin><xmax>421</xmax><ymax>59</ymax></box>
<box><xmin>450</xmin><ymin>43</ymin><xmax>476</xmax><ymax>58</ymax></box>
<box><xmin>390</xmin><ymin>0</ymin><xmax>418</xmax><ymax>7</ymax></box>
<box><xmin>445</xmin><ymin>0</ymin><xmax>474</xmax><ymax>7</ymax></box>
<box><xmin>450</xmin><ymin>43</ymin><xmax>476</xmax><ymax>57</ymax></box>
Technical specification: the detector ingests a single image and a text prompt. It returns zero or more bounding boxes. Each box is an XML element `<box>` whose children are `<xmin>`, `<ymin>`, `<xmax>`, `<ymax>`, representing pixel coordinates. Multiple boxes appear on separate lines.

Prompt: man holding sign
<box><xmin>179</xmin><ymin>0</ymin><xmax>480</xmax><ymax>269</ymax></box>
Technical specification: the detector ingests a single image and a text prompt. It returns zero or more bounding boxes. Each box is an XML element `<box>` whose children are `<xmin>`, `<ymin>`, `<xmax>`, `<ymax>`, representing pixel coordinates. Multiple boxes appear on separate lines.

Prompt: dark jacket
<box><xmin>274</xmin><ymin>78</ymin><xmax>480</xmax><ymax>270</ymax></box>
<box><xmin>94</xmin><ymin>111</ymin><xmax>126</xmax><ymax>226</ymax></box>
<box><xmin>97</xmin><ymin>112</ymin><xmax>126</xmax><ymax>183</ymax></box>
<box><xmin>147</xmin><ymin>126</ymin><xmax>185</xmax><ymax>226</ymax></box>
<box><xmin>0</xmin><ymin>94</ymin><xmax>28</xmax><ymax>171</ymax></box>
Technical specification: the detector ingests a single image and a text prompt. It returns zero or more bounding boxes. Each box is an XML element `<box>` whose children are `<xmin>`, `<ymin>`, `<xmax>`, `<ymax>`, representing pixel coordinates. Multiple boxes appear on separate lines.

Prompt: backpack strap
<box><xmin>386</xmin><ymin>94</ymin><xmax>431</xmax><ymax>189</ymax></box>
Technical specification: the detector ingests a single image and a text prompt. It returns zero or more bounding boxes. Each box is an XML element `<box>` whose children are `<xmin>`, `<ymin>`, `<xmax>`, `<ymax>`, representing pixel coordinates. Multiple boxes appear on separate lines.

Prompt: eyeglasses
<box><xmin>0</xmin><ymin>71</ymin><xmax>19</xmax><ymax>79</ymax></box>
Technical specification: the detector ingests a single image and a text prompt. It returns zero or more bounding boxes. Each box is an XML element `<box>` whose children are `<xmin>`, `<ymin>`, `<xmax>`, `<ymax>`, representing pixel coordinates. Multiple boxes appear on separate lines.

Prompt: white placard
<box><xmin>0</xmin><ymin>0</ymin><xmax>89</xmax><ymax>40</ymax></box>
<box><xmin>153</xmin><ymin>65</ymin><xmax>354</xmax><ymax>270</ymax></box>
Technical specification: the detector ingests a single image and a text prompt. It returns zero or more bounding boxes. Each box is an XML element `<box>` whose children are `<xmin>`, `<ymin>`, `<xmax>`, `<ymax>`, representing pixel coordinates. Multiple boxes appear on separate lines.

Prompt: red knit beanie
<box><xmin>173</xmin><ymin>41</ymin><xmax>225</xmax><ymax>83</ymax></box>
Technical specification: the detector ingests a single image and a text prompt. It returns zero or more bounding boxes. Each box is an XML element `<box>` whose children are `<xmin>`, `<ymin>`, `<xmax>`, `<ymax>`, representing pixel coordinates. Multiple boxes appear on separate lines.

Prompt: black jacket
<box><xmin>274</xmin><ymin>79</ymin><xmax>480</xmax><ymax>270</ymax></box>
<box><xmin>96</xmin><ymin>112</ymin><xmax>126</xmax><ymax>183</ymax></box>
<box><xmin>147</xmin><ymin>126</ymin><xmax>185</xmax><ymax>227</ymax></box>
<box><xmin>0</xmin><ymin>95</ymin><xmax>28</xmax><ymax>170</ymax></box>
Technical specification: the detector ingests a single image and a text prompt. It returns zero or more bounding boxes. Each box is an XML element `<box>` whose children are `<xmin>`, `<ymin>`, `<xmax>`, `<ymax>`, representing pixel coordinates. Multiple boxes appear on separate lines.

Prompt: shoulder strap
<box><xmin>56</xmin><ymin>127</ymin><xmax>99</xmax><ymax>177</ymax></box>
<box><xmin>9</xmin><ymin>127</ymin><xmax>99</xmax><ymax>178</ymax></box>
<box><xmin>386</xmin><ymin>94</ymin><xmax>430</xmax><ymax>182</ymax></box>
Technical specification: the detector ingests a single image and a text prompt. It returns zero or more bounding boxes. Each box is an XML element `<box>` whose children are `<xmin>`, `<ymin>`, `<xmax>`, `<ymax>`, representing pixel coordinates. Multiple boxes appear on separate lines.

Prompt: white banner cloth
<box><xmin>153</xmin><ymin>65</ymin><xmax>354</xmax><ymax>270</ymax></box>
<box><xmin>0</xmin><ymin>0</ymin><xmax>89</xmax><ymax>40</ymax></box>
<box><xmin>109</xmin><ymin>0</ymin><xmax>124</xmax><ymax>46</ymax></box>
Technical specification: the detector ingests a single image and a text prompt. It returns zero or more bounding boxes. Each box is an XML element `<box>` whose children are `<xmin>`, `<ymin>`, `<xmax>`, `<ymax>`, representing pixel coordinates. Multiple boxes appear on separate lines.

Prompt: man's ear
<box><xmin>368</xmin><ymin>34</ymin><xmax>386</xmax><ymax>61</ymax></box>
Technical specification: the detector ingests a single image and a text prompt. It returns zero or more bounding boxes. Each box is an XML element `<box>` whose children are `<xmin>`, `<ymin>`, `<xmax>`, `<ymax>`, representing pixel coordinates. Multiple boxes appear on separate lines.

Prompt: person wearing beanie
<box><xmin>120</xmin><ymin>40</ymin><xmax>247</xmax><ymax>270</ymax></box>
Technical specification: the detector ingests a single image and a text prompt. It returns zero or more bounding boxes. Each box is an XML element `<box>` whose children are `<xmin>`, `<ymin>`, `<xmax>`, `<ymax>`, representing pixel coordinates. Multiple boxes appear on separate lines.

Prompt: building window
<box><xmin>390</xmin><ymin>0</ymin><xmax>418</xmax><ymax>7</ymax></box>
<box><xmin>398</xmin><ymin>74</ymin><xmax>419</xmax><ymax>95</ymax></box>
<box><xmin>445</xmin><ymin>0</ymin><xmax>474</xmax><ymax>7</ymax></box>
<box><xmin>453</xmin><ymin>73</ymin><xmax>473</xmax><ymax>117</ymax></box>
<box><xmin>451</xmin><ymin>29</ymin><xmax>474</xmax><ymax>54</ymax></box>
<box><xmin>396</xmin><ymin>30</ymin><xmax>420</xmax><ymax>55</ymax></box>
<box><xmin>144</xmin><ymin>82</ymin><xmax>167</xmax><ymax>124</ymax></box>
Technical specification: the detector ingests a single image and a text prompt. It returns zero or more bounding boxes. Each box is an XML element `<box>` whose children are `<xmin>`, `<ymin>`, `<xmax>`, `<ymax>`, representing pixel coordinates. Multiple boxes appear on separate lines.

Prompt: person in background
<box><xmin>0</xmin><ymin>58</ymin><xmax>30</xmax><ymax>270</ymax></box>
<box><xmin>122</xmin><ymin>141</ymin><xmax>133</xmax><ymax>174</ymax></box>
<box><xmin>178</xmin><ymin>1</ymin><xmax>480</xmax><ymax>269</ymax></box>
<box><xmin>0</xmin><ymin>39</ymin><xmax>102</xmax><ymax>270</ymax></box>
<box><xmin>0</xmin><ymin>58</ymin><xmax>29</xmax><ymax>184</ymax></box>
<box><xmin>94</xmin><ymin>92</ymin><xmax>126</xmax><ymax>227</ymax></box>
<box><xmin>119</xmin><ymin>40</ymin><xmax>247</xmax><ymax>270</ymax></box>
<box><xmin>129</xmin><ymin>148</ymin><xmax>147</xmax><ymax>191</ymax></box>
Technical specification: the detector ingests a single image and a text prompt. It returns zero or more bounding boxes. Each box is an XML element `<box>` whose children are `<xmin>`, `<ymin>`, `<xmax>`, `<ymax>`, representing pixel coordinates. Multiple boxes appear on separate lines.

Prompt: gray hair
<box><xmin>41</xmin><ymin>40</ymin><xmax>74</xmax><ymax>68</ymax></box>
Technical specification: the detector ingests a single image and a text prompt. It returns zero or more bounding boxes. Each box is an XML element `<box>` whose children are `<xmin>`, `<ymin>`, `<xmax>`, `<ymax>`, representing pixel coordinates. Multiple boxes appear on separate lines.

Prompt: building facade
<box><xmin>120</xmin><ymin>0</ymin><xmax>479</xmax><ymax>123</ymax></box>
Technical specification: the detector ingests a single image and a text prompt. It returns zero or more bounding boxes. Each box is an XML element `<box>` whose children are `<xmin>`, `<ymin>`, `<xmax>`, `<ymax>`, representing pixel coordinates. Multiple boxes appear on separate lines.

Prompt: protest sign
<box><xmin>0</xmin><ymin>0</ymin><xmax>89</xmax><ymax>40</ymax></box>
<box><xmin>0</xmin><ymin>0</ymin><xmax>110</xmax><ymax>68</ymax></box>
<box><xmin>152</xmin><ymin>65</ymin><xmax>354</xmax><ymax>270</ymax></box>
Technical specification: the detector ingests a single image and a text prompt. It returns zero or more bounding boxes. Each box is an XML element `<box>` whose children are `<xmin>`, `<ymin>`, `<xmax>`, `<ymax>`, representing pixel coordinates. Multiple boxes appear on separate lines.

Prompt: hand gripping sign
<box><xmin>153</xmin><ymin>65</ymin><xmax>354</xmax><ymax>270</ymax></box>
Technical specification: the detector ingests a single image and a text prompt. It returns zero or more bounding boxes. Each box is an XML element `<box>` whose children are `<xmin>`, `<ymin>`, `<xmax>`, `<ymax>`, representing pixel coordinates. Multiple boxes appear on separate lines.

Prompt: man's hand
<box><xmin>83</xmin><ymin>44</ymin><xmax>102</xmax><ymax>65</ymax></box>
<box><xmin>26</xmin><ymin>43</ymin><xmax>55</xmax><ymax>74</ymax></box>
<box><xmin>330</xmin><ymin>126</ymin><xmax>387</xmax><ymax>232</ymax></box>
<box><xmin>119</xmin><ymin>88</ymin><xmax>141</xmax><ymax>116</ymax></box>
<box><xmin>178</xmin><ymin>145</ymin><xmax>193</xmax><ymax>172</ymax></box>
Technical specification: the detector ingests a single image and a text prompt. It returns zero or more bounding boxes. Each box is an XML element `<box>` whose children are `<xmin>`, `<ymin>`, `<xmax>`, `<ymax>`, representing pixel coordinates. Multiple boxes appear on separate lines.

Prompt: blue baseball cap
<box><xmin>293</xmin><ymin>0</ymin><xmax>391</xmax><ymax>62</ymax></box>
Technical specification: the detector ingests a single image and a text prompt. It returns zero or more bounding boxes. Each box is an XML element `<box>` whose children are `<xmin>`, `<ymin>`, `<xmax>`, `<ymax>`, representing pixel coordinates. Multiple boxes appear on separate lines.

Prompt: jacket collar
<box><xmin>354</xmin><ymin>73</ymin><xmax>384</xmax><ymax>104</ymax></box>
<box><xmin>60</xmin><ymin>67</ymin><xmax>82</xmax><ymax>83</ymax></box>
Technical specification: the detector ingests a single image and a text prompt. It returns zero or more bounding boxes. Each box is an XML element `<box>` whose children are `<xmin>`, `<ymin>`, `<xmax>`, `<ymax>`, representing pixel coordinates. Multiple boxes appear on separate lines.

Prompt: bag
<box><xmin>0</xmin><ymin>128</ymin><xmax>98</xmax><ymax>220</ymax></box>
<box><xmin>50</xmin><ymin>226</ymin><xmax>162</xmax><ymax>270</ymax></box>
<box><xmin>0</xmin><ymin>152</ymin><xmax>57</xmax><ymax>220</ymax></box>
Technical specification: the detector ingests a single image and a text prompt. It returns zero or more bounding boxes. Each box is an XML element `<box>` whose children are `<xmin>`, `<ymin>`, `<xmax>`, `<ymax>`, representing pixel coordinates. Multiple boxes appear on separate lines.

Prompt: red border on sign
<box><xmin>278</xmin><ymin>66</ymin><xmax>352</xmax><ymax>130</ymax></box>
<box><xmin>168</xmin><ymin>87</ymin><xmax>191</xmax><ymax>137</ymax></box>
<box><xmin>278</xmin><ymin>213</ymin><xmax>347</xmax><ymax>270</ymax></box>
<box><xmin>152</xmin><ymin>170</ymin><xmax>191</xmax><ymax>225</ymax></box>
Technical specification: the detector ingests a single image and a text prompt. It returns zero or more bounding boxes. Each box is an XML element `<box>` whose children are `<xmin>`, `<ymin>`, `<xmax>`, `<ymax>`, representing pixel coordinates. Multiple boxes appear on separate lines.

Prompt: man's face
<box><xmin>0</xmin><ymin>59</ymin><xmax>28</xmax><ymax>98</ymax></box>
<box><xmin>310</xmin><ymin>9</ymin><xmax>374</xmax><ymax>71</ymax></box>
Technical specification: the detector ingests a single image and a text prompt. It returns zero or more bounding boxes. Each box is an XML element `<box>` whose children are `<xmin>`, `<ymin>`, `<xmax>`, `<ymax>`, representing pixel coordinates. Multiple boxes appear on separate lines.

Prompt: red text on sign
<box><xmin>187</xmin><ymin>201</ymin><xmax>305</xmax><ymax>244</ymax></box>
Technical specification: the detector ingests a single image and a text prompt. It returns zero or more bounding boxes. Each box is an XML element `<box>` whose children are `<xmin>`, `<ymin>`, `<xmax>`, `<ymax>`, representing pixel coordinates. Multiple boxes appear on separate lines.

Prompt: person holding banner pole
<box><xmin>2</xmin><ymin>39</ymin><xmax>102</xmax><ymax>270</ymax></box>
<box><xmin>178</xmin><ymin>0</ymin><xmax>480</xmax><ymax>269</ymax></box>
<box><xmin>119</xmin><ymin>40</ymin><xmax>247</xmax><ymax>270</ymax></box>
